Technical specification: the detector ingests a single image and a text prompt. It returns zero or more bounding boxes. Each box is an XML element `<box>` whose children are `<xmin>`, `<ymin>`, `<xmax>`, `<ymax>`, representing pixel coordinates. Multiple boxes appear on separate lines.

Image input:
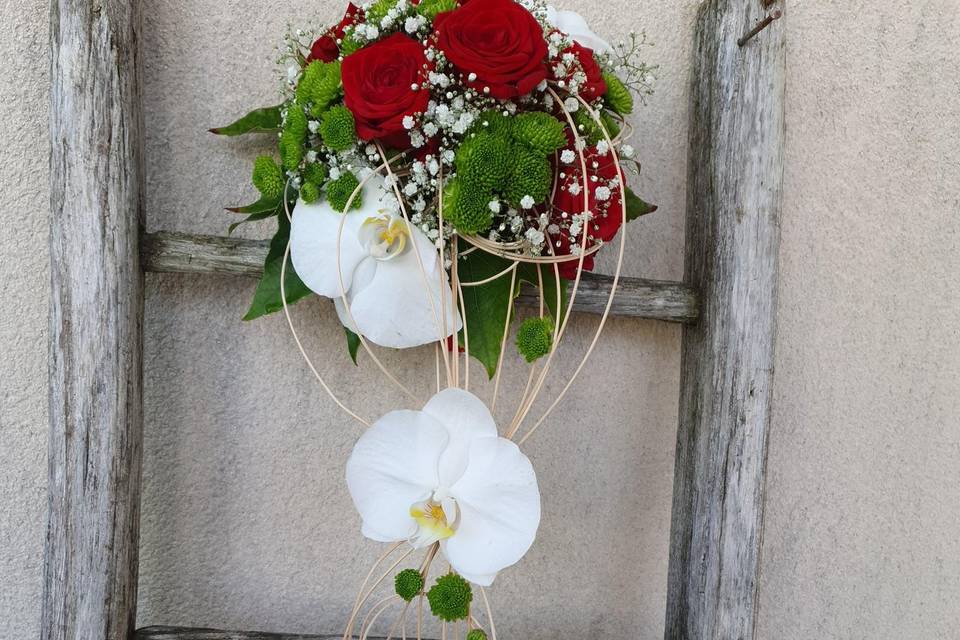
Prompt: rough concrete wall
<box><xmin>0</xmin><ymin>0</ymin><xmax>50</xmax><ymax>637</ymax></box>
<box><xmin>1</xmin><ymin>1</ymin><xmax>959</xmax><ymax>638</ymax></box>
<box><xmin>756</xmin><ymin>3</ymin><xmax>960</xmax><ymax>638</ymax></box>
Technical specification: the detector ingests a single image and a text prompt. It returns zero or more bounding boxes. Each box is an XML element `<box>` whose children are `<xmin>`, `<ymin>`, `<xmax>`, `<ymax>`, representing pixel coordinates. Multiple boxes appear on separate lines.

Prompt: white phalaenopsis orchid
<box><xmin>290</xmin><ymin>173</ymin><xmax>461</xmax><ymax>349</ymax></box>
<box><xmin>346</xmin><ymin>388</ymin><xmax>541</xmax><ymax>586</ymax></box>
<box><xmin>545</xmin><ymin>6</ymin><xmax>614</xmax><ymax>54</ymax></box>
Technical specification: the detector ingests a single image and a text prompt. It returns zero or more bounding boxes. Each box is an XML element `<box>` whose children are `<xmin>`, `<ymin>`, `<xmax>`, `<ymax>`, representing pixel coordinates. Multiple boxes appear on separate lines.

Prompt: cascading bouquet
<box><xmin>213</xmin><ymin>0</ymin><xmax>655</xmax><ymax>636</ymax></box>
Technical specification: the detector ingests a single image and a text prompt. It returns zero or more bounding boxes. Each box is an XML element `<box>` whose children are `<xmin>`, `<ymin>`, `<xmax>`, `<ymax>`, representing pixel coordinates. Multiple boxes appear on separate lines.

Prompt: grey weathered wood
<box><xmin>135</xmin><ymin>628</ymin><xmax>401</xmax><ymax>640</ymax></box>
<box><xmin>142</xmin><ymin>231</ymin><xmax>700</xmax><ymax>323</ymax></box>
<box><xmin>43</xmin><ymin>1</ymin><xmax>145</xmax><ymax>640</ymax></box>
<box><xmin>665</xmin><ymin>1</ymin><xmax>785</xmax><ymax>639</ymax></box>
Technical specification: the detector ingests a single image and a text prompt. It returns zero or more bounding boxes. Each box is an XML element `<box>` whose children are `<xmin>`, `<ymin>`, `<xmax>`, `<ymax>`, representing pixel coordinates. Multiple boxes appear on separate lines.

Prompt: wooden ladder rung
<box><xmin>141</xmin><ymin>231</ymin><xmax>701</xmax><ymax>324</ymax></box>
<box><xmin>135</xmin><ymin>626</ymin><xmax>413</xmax><ymax>640</ymax></box>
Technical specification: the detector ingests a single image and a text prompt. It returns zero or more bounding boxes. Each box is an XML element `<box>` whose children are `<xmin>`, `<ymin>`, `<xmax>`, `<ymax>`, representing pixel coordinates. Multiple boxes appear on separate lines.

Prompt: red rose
<box><xmin>434</xmin><ymin>0</ymin><xmax>548</xmax><ymax>100</ymax></box>
<box><xmin>551</xmin><ymin>145</ymin><xmax>625</xmax><ymax>278</ymax></box>
<box><xmin>341</xmin><ymin>33</ymin><xmax>431</xmax><ymax>147</ymax></box>
<box><xmin>307</xmin><ymin>3</ymin><xmax>363</xmax><ymax>63</ymax></box>
<box><xmin>559</xmin><ymin>41</ymin><xmax>607</xmax><ymax>101</ymax></box>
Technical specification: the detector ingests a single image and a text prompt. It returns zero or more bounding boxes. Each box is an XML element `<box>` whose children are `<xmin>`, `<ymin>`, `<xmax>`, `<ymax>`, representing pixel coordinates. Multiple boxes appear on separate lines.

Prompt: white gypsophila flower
<box><xmin>290</xmin><ymin>172</ymin><xmax>461</xmax><ymax>349</ymax></box>
<box><xmin>488</xmin><ymin>200</ymin><xmax>502</xmax><ymax>213</ymax></box>
<box><xmin>525</xmin><ymin>228</ymin><xmax>546</xmax><ymax>246</ymax></box>
<box><xmin>560</xmin><ymin>149</ymin><xmax>576</xmax><ymax>164</ymax></box>
<box><xmin>595</xmin><ymin>186</ymin><xmax>611</xmax><ymax>201</ymax></box>
<box><xmin>520</xmin><ymin>195</ymin><xmax>536</xmax><ymax>209</ymax></box>
<box><xmin>596</xmin><ymin>140</ymin><xmax>610</xmax><ymax>155</ymax></box>
<box><xmin>544</xmin><ymin>6</ymin><xmax>614</xmax><ymax>54</ymax></box>
<box><xmin>621</xmin><ymin>144</ymin><xmax>635</xmax><ymax>158</ymax></box>
<box><xmin>563</xmin><ymin>97</ymin><xmax>580</xmax><ymax>113</ymax></box>
<box><xmin>402</xmin><ymin>115</ymin><xmax>416</xmax><ymax>130</ymax></box>
<box><xmin>568</xmin><ymin>182</ymin><xmax>582</xmax><ymax>196</ymax></box>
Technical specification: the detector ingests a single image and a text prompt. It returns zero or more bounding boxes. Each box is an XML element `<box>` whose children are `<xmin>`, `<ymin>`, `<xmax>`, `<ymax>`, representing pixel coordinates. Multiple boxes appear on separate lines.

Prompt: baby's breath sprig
<box><xmin>605</xmin><ymin>30</ymin><xmax>658</xmax><ymax>103</ymax></box>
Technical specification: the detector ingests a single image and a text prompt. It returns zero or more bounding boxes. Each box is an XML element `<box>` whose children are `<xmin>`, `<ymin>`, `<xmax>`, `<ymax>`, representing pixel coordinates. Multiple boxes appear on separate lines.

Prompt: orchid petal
<box><xmin>545</xmin><ymin>6</ymin><xmax>614</xmax><ymax>54</ymax></box>
<box><xmin>444</xmin><ymin>437</ymin><xmax>541</xmax><ymax>585</ymax></box>
<box><xmin>346</xmin><ymin>409</ymin><xmax>449</xmax><ymax>542</ymax></box>
<box><xmin>344</xmin><ymin>228</ymin><xmax>461</xmax><ymax>349</ymax></box>
<box><xmin>290</xmin><ymin>176</ymin><xmax>399</xmax><ymax>298</ymax></box>
<box><xmin>423</xmin><ymin>389</ymin><xmax>499</xmax><ymax>487</ymax></box>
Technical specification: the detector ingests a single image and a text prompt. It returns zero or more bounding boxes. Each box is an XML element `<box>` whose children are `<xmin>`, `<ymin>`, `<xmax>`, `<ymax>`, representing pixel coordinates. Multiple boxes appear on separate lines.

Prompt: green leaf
<box><xmin>210</xmin><ymin>105</ymin><xmax>283</xmax><ymax>136</ymax></box>
<box><xmin>242</xmin><ymin>216</ymin><xmax>313</xmax><ymax>321</ymax></box>
<box><xmin>227</xmin><ymin>210</ymin><xmax>277</xmax><ymax>235</ymax></box>
<box><xmin>456</xmin><ymin>242</ymin><xmax>517</xmax><ymax>378</ymax></box>
<box><xmin>625</xmin><ymin>187</ymin><xmax>658</xmax><ymax>221</ymax></box>
<box><xmin>226</xmin><ymin>193</ymin><xmax>283</xmax><ymax>215</ymax></box>
<box><xmin>345</xmin><ymin>327</ymin><xmax>361</xmax><ymax>365</ymax></box>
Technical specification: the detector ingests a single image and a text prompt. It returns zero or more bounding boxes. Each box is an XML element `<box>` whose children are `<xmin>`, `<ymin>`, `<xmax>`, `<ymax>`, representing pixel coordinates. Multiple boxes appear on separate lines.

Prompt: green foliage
<box><xmin>394</xmin><ymin>569</ymin><xmax>425</xmax><ymax>602</ymax></box>
<box><xmin>516</xmin><ymin>316</ymin><xmax>554</xmax><ymax>362</ymax></box>
<box><xmin>443</xmin><ymin>178</ymin><xmax>494</xmax><ymax>234</ymax></box>
<box><xmin>455</xmin><ymin>133</ymin><xmax>511</xmax><ymax>190</ymax></box>
<box><xmin>327</xmin><ymin>172</ymin><xmax>363</xmax><ymax>212</ymax></box>
<box><xmin>512</xmin><ymin>112</ymin><xmax>567</xmax><ymax>156</ymax></box>
<box><xmin>573</xmin><ymin>109</ymin><xmax>619</xmax><ymax>145</ymax></box>
<box><xmin>296</xmin><ymin>61</ymin><xmax>342</xmax><ymax>116</ymax></box>
<box><xmin>345</xmin><ymin>327</ymin><xmax>361</xmax><ymax>365</ymax></box>
<box><xmin>243</xmin><ymin>216</ymin><xmax>312</xmax><ymax>321</ymax></box>
<box><xmin>456</xmin><ymin>242</ymin><xmax>569</xmax><ymax>378</ymax></box>
<box><xmin>210</xmin><ymin>105</ymin><xmax>282</xmax><ymax>136</ymax></box>
<box><xmin>225</xmin><ymin>192</ymin><xmax>284</xmax><ymax>235</ymax></box>
<box><xmin>251</xmin><ymin>156</ymin><xmax>286</xmax><ymax>199</ymax></box>
<box><xmin>625</xmin><ymin>187</ymin><xmax>657</xmax><ymax>221</ymax></box>
<box><xmin>417</xmin><ymin>0</ymin><xmax>457</xmax><ymax>19</ymax></box>
<box><xmin>320</xmin><ymin>105</ymin><xmax>357</xmax><ymax>151</ymax></box>
<box><xmin>466</xmin><ymin>630</ymin><xmax>488</xmax><ymax>640</ymax></box>
<box><xmin>504</xmin><ymin>149</ymin><xmax>552</xmax><ymax>207</ymax></box>
<box><xmin>300</xmin><ymin>181</ymin><xmax>321</xmax><ymax>204</ymax></box>
<box><xmin>427</xmin><ymin>574</ymin><xmax>472</xmax><ymax>622</ymax></box>
<box><xmin>603</xmin><ymin>72</ymin><xmax>634</xmax><ymax>115</ymax></box>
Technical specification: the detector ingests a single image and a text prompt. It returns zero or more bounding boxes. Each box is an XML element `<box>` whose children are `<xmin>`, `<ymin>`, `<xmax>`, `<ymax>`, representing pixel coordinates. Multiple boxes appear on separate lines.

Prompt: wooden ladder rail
<box><xmin>41</xmin><ymin>0</ymin><xmax>784</xmax><ymax>639</ymax></box>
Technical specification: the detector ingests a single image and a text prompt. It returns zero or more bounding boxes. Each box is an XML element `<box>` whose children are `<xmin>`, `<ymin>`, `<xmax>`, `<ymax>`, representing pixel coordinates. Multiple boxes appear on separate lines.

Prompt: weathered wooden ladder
<box><xmin>42</xmin><ymin>0</ymin><xmax>785</xmax><ymax>638</ymax></box>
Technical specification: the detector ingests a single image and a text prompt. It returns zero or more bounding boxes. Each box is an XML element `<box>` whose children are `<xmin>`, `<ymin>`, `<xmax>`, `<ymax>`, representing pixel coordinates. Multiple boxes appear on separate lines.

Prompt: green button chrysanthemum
<box><xmin>326</xmin><ymin>172</ymin><xmax>363</xmax><ymax>212</ymax></box>
<box><xmin>300</xmin><ymin>181</ymin><xmax>321</xmax><ymax>204</ymax></box>
<box><xmin>296</xmin><ymin>60</ymin><xmax>342</xmax><ymax>117</ymax></box>
<box><xmin>504</xmin><ymin>149</ymin><xmax>552</xmax><ymax>208</ymax></box>
<box><xmin>279</xmin><ymin>129</ymin><xmax>304</xmax><ymax>171</ymax></box>
<box><xmin>427</xmin><ymin>573</ymin><xmax>472</xmax><ymax>622</ymax></box>
<box><xmin>251</xmin><ymin>156</ymin><xmax>285</xmax><ymax>200</ymax></box>
<box><xmin>320</xmin><ymin>105</ymin><xmax>357</xmax><ymax>152</ymax></box>
<box><xmin>443</xmin><ymin>177</ymin><xmax>494</xmax><ymax>235</ymax></box>
<box><xmin>394</xmin><ymin>569</ymin><xmax>425</xmax><ymax>602</ymax></box>
<box><xmin>302</xmin><ymin>163</ymin><xmax>328</xmax><ymax>187</ymax></box>
<box><xmin>516</xmin><ymin>316</ymin><xmax>554</xmax><ymax>362</ymax></box>
<box><xmin>512</xmin><ymin>112</ymin><xmax>568</xmax><ymax>156</ymax></box>
<box><xmin>455</xmin><ymin>133</ymin><xmax>512</xmax><ymax>191</ymax></box>
<box><xmin>465</xmin><ymin>630</ymin><xmax>488</xmax><ymax>640</ymax></box>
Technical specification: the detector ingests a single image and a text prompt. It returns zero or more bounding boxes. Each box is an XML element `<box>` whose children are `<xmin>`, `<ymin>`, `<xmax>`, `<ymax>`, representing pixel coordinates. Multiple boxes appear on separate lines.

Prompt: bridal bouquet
<box><xmin>214</xmin><ymin>0</ymin><xmax>655</xmax><ymax>636</ymax></box>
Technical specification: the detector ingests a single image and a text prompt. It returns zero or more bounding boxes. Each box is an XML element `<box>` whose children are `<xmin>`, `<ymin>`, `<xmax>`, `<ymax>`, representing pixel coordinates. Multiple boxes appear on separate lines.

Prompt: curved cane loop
<box><xmin>375</xmin><ymin>143</ymin><xmax>458</xmax><ymax>390</ymax></box>
<box><xmin>328</xmin><ymin>163</ymin><xmax>422</xmax><ymax>404</ymax></box>
<box><xmin>517</xmin><ymin>94</ymin><xmax>629</xmax><ymax>446</ymax></box>
<box><xmin>490</xmin><ymin>265</ymin><xmax>518</xmax><ymax>413</ymax></box>
<box><xmin>278</xmin><ymin>180</ymin><xmax>370</xmax><ymax>427</ymax></box>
